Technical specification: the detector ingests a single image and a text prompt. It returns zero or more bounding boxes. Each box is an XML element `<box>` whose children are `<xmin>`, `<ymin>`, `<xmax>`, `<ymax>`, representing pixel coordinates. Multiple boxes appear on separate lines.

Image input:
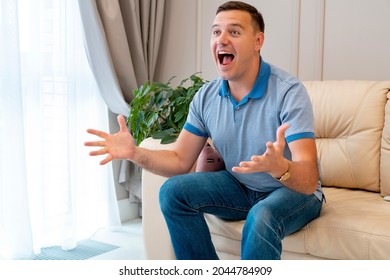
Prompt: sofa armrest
<box><xmin>140</xmin><ymin>137</ymin><xmax>176</xmax><ymax>260</ymax></box>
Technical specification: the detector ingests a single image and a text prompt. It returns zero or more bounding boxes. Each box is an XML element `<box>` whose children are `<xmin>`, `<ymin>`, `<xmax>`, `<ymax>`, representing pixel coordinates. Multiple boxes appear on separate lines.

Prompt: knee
<box><xmin>159</xmin><ymin>177</ymin><xmax>177</xmax><ymax>214</ymax></box>
<box><xmin>159</xmin><ymin>175</ymin><xmax>188</xmax><ymax>214</ymax></box>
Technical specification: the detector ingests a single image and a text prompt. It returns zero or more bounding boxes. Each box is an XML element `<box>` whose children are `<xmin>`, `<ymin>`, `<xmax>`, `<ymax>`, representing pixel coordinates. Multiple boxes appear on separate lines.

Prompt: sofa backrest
<box><xmin>302</xmin><ymin>81</ymin><xmax>390</xmax><ymax>194</ymax></box>
<box><xmin>381</xmin><ymin>89</ymin><xmax>390</xmax><ymax>196</ymax></box>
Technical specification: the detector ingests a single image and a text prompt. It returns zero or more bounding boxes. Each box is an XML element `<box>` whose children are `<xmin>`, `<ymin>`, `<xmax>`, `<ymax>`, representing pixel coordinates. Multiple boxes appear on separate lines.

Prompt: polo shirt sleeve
<box><xmin>281</xmin><ymin>82</ymin><xmax>315</xmax><ymax>143</ymax></box>
<box><xmin>183</xmin><ymin>88</ymin><xmax>209</xmax><ymax>138</ymax></box>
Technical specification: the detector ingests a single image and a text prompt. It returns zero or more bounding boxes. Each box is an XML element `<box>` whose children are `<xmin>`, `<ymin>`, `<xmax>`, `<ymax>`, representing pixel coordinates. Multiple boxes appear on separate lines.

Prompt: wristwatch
<box><xmin>276</xmin><ymin>161</ymin><xmax>291</xmax><ymax>182</ymax></box>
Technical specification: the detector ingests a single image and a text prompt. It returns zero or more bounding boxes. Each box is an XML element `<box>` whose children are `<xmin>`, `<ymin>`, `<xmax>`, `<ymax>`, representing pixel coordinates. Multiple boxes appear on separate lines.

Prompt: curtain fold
<box><xmin>0</xmin><ymin>0</ymin><xmax>121</xmax><ymax>259</ymax></box>
<box><xmin>0</xmin><ymin>0</ymin><xmax>34</xmax><ymax>259</ymax></box>
<box><xmin>77</xmin><ymin>0</ymin><xmax>129</xmax><ymax>116</ymax></box>
<box><xmin>77</xmin><ymin>0</ymin><xmax>166</xmax><ymax>203</ymax></box>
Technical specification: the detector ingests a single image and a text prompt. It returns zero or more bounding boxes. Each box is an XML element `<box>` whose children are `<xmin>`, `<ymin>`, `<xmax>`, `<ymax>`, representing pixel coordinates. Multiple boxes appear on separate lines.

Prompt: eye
<box><xmin>230</xmin><ymin>30</ymin><xmax>240</xmax><ymax>36</ymax></box>
<box><xmin>212</xmin><ymin>29</ymin><xmax>221</xmax><ymax>37</ymax></box>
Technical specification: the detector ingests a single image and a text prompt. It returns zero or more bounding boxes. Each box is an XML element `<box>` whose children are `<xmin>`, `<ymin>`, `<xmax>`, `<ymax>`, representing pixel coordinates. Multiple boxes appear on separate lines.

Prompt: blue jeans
<box><xmin>159</xmin><ymin>170</ymin><xmax>323</xmax><ymax>260</ymax></box>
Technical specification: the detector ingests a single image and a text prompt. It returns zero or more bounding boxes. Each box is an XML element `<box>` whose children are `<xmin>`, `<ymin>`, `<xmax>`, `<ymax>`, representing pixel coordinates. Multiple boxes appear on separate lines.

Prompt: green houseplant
<box><xmin>126</xmin><ymin>74</ymin><xmax>207</xmax><ymax>145</ymax></box>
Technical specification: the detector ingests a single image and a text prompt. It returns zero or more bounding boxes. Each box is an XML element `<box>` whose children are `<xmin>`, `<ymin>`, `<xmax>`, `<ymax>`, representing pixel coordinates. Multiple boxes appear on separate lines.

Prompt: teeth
<box><xmin>217</xmin><ymin>51</ymin><xmax>234</xmax><ymax>65</ymax></box>
<box><xmin>218</xmin><ymin>51</ymin><xmax>232</xmax><ymax>55</ymax></box>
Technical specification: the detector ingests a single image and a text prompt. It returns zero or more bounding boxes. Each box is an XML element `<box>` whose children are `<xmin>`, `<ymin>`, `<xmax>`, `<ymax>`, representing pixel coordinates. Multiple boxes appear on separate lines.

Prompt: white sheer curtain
<box><xmin>0</xmin><ymin>0</ymin><xmax>120</xmax><ymax>260</ymax></box>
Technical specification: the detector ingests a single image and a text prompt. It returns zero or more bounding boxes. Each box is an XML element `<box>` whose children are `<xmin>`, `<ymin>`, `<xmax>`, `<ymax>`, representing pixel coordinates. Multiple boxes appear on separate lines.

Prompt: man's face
<box><xmin>210</xmin><ymin>10</ymin><xmax>263</xmax><ymax>82</ymax></box>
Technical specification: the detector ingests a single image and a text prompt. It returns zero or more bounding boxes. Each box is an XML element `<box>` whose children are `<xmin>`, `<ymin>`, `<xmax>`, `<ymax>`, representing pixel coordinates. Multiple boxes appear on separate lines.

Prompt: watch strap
<box><xmin>276</xmin><ymin>161</ymin><xmax>291</xmax><ymax>182</ymax></box>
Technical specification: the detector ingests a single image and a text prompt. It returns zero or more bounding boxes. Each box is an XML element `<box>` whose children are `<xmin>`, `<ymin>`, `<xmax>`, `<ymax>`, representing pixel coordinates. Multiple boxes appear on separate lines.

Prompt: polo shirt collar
<box><xmin>219</xmin><ymin>56</ymin><xmax>271</xmax><ymax>99</ymax></box>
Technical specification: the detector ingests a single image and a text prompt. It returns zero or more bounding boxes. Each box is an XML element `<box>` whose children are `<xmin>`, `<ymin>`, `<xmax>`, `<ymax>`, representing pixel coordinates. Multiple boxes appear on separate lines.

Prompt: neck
<box><xmin>228</xmin><ymin>58</ymin><xmax>260</xmax><ymax>102</ymax></box>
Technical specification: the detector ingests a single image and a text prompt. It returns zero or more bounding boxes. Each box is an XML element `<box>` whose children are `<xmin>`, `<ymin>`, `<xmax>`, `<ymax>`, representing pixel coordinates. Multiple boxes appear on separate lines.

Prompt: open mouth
<box><xmin>218</xmin><ymin>51</ymin><xmax>235</xmax><ymax>66</ymax></box>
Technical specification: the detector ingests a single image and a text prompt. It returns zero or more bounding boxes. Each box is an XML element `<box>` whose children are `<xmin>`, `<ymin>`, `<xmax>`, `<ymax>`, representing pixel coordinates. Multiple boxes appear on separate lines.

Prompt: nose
<box><xmin>217</xmin><ymin>31</ymin><xmax>229</xmax><ymax>45</ymax></box>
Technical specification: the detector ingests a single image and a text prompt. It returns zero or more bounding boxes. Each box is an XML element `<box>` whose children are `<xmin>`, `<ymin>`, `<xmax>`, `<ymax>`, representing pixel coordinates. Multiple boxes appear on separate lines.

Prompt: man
<box><xmin>85</xmin><ymin>1</ymin><xmax>323</xmax><ymax>260</ymax></box>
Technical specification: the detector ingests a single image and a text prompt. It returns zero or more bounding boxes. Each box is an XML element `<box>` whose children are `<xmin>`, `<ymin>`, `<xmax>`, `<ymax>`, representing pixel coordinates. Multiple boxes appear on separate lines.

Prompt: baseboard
<box><xmin>117</xmin><ymin>199</ymin><xmax>140</xmax><ymax>222</ymax></box>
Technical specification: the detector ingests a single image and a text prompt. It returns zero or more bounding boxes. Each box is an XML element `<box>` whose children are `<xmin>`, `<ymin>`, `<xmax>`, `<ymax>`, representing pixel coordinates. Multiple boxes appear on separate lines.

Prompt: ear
<box><xmin>255</xmin><ymin>32</ymin><xmax>264</xmax><ymax>51</ymax></box>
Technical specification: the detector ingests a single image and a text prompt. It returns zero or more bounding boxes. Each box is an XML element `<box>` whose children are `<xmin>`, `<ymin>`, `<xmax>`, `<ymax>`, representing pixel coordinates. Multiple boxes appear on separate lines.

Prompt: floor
<box><xmin>88</xmin><ymin>218</ymin><xmax>145</xmax><ymax>260</ymax></box>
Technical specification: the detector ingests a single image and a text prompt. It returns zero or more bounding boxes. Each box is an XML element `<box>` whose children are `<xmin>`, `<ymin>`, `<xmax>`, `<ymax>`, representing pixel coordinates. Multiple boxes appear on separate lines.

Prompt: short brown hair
<box><xmin>216</xmin><ymin>1</ymin><xmax>265</xmax><ymax>33</ymax></box>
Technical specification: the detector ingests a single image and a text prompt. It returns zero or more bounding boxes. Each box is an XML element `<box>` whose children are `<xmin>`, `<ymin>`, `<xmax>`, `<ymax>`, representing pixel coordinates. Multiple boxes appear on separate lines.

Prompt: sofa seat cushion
<box><xmin>206</xmin><ymin>187</ymin><xmax>390</xmax><ymax>259</ymax></box>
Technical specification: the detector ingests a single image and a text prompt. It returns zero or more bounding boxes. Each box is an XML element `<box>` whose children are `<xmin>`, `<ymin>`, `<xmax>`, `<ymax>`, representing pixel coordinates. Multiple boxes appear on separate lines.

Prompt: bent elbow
<box><xmin>304</xmin><ymin>179</ymin><xmax>320</xmax><ymax>195</ymax></box>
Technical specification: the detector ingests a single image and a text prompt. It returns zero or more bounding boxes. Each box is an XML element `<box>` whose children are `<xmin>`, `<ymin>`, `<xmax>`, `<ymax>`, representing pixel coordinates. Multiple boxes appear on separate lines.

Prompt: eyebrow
<box><xmin>211</xmin><ymin>23</ymin><xmax>245</xmax><ymax>30</ymax></box>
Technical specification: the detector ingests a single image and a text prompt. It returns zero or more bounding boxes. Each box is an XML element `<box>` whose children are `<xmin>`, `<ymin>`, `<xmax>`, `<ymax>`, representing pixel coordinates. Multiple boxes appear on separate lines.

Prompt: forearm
<box><xmin>277</xmin><ymin>159</ymin><xmax>319</xmax><ymax>195</ymax></box>
<box><xmin>131</xmin><ymin>146</ymin><xmax>195</xmax><ymax>178</ymax></box>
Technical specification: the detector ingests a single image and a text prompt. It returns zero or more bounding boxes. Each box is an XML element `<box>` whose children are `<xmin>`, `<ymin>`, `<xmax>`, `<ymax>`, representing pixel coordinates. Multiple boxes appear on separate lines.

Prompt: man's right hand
<box><xmin>84</xmin><ymin>115</ymin><xmax>136</xmax><ymax>165</ymax></box>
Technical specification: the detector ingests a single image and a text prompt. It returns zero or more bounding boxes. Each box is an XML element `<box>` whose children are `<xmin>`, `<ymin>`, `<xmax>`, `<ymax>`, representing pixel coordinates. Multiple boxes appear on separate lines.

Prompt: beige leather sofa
<box><xmin>141</xmin><ymin>80</ymin><xmax>390</xmax><ymax>260</ymax></box>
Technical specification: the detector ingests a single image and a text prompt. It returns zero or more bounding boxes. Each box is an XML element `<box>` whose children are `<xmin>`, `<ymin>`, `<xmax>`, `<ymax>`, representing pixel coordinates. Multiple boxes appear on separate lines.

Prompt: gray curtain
<box><xmin>78</xmin><ymin>0</ymin><xmax>165</xmax><ymax>203</ymax></box>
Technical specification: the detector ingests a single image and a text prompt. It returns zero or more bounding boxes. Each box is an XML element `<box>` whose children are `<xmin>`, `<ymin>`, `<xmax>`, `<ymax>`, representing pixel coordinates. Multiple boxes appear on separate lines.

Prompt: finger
<box><xmin>263</xmin><ymin>141</ymin><xmax>275</xmax><ymax>156</ymax></box>
<box><xmin>84</xmin><ymin>140</ymin><xmax>107</xmax><ymax>147</ymax></box>
<box><xmin>117</xmin><ymin>115</ymin><xmax>128</xmax><ymax>133</ymax></box>
<box><xmin>232</xmin><ymin>165</ymin><xmax>253</xmax><ymax>173</ymax></box>
<box><xmin>89</xmin><ymin>147</ymin><xmax>107</xmax><ymax>156</ymax></box>
<box><xmin>251</xmin><ymin>155</ymin><xmax>267</xmax><ymax>163</ymax></box>
<box><xmin>251</xmin><ymin>155</ymin><xmax>260</xmax><ymax>162</ymax></box>
<box><xmin>275</xmin><ymin>123</ymin><xmax>290</xmax><ymax>145</ymax></box>
<box><xmin>86</xmin><ymin>128</ymin><xmax>108</xmax><ymax>139</ymax></box>
<box><xmin>100</xmin><ymin>154</ymin><xmax>113</xmax><ymax>165</ymax></box>
<box><xmin>239</xmin><ymin>161</ymin><xmax>251</xmax><ymax>167</ymax></box>
<box><xmin>233</xmin><ymin>160</ymin><xmax>256</xmax><ymax>170</ymax></box>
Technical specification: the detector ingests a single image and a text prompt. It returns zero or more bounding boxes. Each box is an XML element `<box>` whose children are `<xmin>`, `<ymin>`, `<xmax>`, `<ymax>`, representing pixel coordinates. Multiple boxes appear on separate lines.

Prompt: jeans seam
<box><xmin>279</xmin><ymin>194</ymin><xmax>321</xmax><ymax>234</ymax></box>
<box><xmin>194</xmin><ymin>203</ymin><xmax>251</xmax><ymax>213</ymax></box>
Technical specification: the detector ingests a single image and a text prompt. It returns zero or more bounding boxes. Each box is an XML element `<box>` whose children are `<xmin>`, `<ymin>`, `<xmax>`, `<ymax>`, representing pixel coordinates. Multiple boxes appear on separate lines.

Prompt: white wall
<box><xmin>155</xmin><ymin>0</ymin><xmax>390</xmax><ymax>83</ymax></box>
<box><xmin>321</xmin><ymin>0</ymin><xmax>390</xmax><ymax>80</ymax></box>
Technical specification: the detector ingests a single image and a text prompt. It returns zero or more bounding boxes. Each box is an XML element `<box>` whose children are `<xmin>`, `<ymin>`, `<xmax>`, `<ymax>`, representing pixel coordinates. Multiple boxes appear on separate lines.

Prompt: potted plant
<box><xmin>126</xmin><ymin>74</ymin><xmax>207</xmax><ymax>145</ymax></box>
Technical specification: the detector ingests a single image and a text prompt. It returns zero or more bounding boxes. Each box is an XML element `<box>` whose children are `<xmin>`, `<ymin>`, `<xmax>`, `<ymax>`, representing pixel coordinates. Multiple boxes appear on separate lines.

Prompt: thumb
<box><xmin>276</xmin><ymin>123</ymin><xmax>290</xmax><ymax>145</ymax></box>
<box><xmin>117</xmin><ymin>115</ymin><xmax>128</xmax><ymax>132</ymax></box>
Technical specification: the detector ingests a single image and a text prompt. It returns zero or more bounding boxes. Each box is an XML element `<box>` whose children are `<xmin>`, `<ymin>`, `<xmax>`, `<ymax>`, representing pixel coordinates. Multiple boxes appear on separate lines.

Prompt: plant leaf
<box><xmin>127</xmin><ymin>74</ymin><xmax>207</xmax><ymax>145</ymax></box>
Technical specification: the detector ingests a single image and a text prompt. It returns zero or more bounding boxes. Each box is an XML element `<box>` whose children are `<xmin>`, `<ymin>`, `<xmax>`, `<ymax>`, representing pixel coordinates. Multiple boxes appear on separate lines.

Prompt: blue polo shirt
<box><xmin>184</xmin><ymin>58</ymin><xmax>322</xmax><ymax>198</ymax></box>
